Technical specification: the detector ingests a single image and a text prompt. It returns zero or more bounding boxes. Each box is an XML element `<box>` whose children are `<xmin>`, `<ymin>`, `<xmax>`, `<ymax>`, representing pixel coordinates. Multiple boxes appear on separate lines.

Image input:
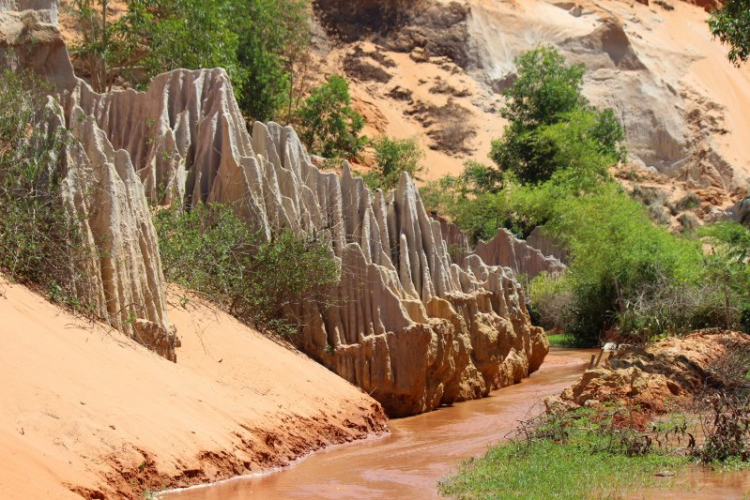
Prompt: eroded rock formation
<box><xmin>68</xmin><ymin>65</ymin><xmax>548</xmax><ymax>414</ymax></box>
<box><xmin>473</xmin><ymin>229</ymin><xmax>566</xmax><ymax>279</ymax></box>
<box><xmin>2</xmin><ymin>1</ymin><xmax>550</xmax><ymax>415</ymax></box>
<box><xmin>0</xmin><ymin>1</ymin><xmax>178</xmax><ymax>360</ymax></box>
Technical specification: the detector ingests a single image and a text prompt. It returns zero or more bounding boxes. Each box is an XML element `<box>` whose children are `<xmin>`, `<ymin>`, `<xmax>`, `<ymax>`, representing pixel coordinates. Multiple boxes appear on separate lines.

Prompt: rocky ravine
<box><xmin>1</xmin><ymin>1</ymin><xmax>555</xmax><ymax>417</ymax></box>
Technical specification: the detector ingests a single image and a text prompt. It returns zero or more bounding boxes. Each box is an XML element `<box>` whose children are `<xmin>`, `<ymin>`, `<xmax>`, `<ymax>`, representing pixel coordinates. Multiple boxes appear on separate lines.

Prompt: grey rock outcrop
<box><xmin>473</xmin><ymin>229</ymin><xmax>566</xmax><ymax>279</ymax></box>
<box><xmin>527</xmin><ymin>226</ymin><xmax>570</xmax><ymax>265</ymax></box>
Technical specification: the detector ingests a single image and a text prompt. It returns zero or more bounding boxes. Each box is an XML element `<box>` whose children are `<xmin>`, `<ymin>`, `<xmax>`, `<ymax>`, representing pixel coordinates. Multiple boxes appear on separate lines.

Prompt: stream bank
<box><xmin>162</xmin><ymin>348</ymin><xmax>594</xmax><ymax>499</ymax></box>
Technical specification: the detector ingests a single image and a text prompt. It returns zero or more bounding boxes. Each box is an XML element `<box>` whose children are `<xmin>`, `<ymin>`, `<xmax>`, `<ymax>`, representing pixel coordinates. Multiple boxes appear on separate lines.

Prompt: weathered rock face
<box><xmin>55</xmin><ymin>66</ymin><xmax>548</xmax><ymax>416</ymax></box>
<box><xmin>4</xmin><ymin>1</ymin><xmax>549</xmax><ymax>415</ymax></box>
<box><xmin>473</xmin><ymin>229</ymin><xmax>566</xmax><ymax>279</ymax></box>
<box><xmin>0</xmin><ymin>2</ymin><xmax>178</xmax><ymax>361</ymax></box>
<box><xmin>526</xmin><ymin>226</ymin><xmax>570</xmax><ymax>265</ymax></box>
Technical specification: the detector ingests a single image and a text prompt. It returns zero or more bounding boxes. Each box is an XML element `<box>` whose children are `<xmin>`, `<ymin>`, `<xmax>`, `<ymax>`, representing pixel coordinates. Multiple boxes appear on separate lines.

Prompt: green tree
<box><xmin>490</xmin><ymin>46</ymin><xmax>625</xmax><ymax>185</ymax></box>
<box><xmin>295</xmin><ymin>75</ymin><xmax>366</xmax><ymax>159</ymax></box>
<box><xmin>500</xmin><ymin>46</ymin><xmax>586</xmax><ymax>128</ymax></box>
<box><xmin>132</xmin><ymin>0</ymin><xmax>244</xmax><ymax>84</ymax></box>
<box><xmin>71</xmin><ymin>0</ymin><xmax>144</xmax><ymax>92</ymax></box>
<box><xmin>234</xmin><ymin>0</ymin><xmax>311</xmax><ymax>122</ymax></box>
<box><xmin>709</xmin><ymin>0</ymin><xmax>750</xmax><ymax>66</ymax></box>
<box><xmin>362</xmin><ymin>136</ymin><xmax>424</xmax><ymax>191</ymax></box>
<box><xmin>71</xmin><ymin>0</ymin><xmax>312</xmax><ymax>122</ymax></box>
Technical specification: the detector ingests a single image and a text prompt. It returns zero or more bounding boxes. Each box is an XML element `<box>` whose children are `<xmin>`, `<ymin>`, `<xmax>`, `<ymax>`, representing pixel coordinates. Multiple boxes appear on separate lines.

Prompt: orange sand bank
<box><xmin>0</xmin><ymin>278</ymin><xmax>386</xmax><ymax>499</ymax></box>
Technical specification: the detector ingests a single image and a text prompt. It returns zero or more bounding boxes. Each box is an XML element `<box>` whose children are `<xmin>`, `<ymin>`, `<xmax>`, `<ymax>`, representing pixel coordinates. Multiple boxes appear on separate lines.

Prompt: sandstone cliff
<box><xmin>64</xmin><ymin>66</ymin><xmax>548</xmax><ymax>415</ymax></box>
<box><xmin>2</xmin><ymin>1</ymin><xmax>550</xmax><ymax>416</ymax></box>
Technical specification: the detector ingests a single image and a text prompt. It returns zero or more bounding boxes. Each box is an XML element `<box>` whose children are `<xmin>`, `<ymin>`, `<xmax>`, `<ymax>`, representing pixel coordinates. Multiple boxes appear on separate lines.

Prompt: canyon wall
<box><xmin>64</xmin><ymin>66</ymin><xmax>548</xmax><ymax>416</ymax></box>
<box><xmin>1</xmin><ymin>1</ymin><xmax>550</xmax><ymax>416</ymax></box>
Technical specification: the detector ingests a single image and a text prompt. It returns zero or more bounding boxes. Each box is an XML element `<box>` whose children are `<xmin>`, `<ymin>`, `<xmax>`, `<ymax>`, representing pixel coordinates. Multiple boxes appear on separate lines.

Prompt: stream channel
<box><xmin>163</xmin><ymin>348</ymin><xmax>749</xmax><ymax>499</ymax></box>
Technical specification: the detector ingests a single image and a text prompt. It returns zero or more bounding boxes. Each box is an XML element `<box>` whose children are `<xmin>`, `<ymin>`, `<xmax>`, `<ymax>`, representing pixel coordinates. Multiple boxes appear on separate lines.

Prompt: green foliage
<box><xmin>361</xmin><ymin>136</ymin><xmax>424</xmax><ymax>191</ymax></box>
<box><xmin>0</xmin><ymin>71</ymin><xmax>93</xmax><ymax>310</ymax></box>
<box><xmin>71</xmin><ymin>0</ymin><xmax>311</xmax><ymax>121</ymax></box>
<box><xmin>500</xmin><ymin>46</ymin><xmax>586</xmax><ymax>128</ymax></box>
<box><xmin>490</xmin><ymin>46</ymin><xmax>625</xmax><ymax>185</ymax></box>
<box><xmin>537</xmin><ymin>184</ymin><xmax>705</xmax><ymax>345</ymax></box>
<box><xmin>295</xmin><ymin>75</ymin><xmax>366</xmax><ymax>159</ymax></box>
<box><xmin>130</xmin><ymin>0</ymin><xmax>244</xmax><ymax>85</ymax></box>
<box><xmin>71</xmin><ymin>0</ymin><xmax>144</xmax><ymax>92</ymax></box>
<box><xmin>439</xmin><ymin>408</ymin><xmax>688</xmax><ymax>500</ymax></box>
<box><xmin>234</xmin><ymin>0</ymin><xmax>311</xmax><ymax>122</ymax></box>
<box><xmin>154</xmin><ymin>203</ymin><xmax>340</xmax><ymax>335</ymax></box>
<box><xmin>420</xmin><ymin>160</ymin><xmax>606</xmax><ymax>243</ymax></box>
<box><xmin>709</xmin><ymin>0</ymin><xmax>750</xmax><ymax>66</ymax></box>
<box><xmin>699</xmin><ymin>221</ymin><xmax>750</xmax><ymax>332</ymax></box>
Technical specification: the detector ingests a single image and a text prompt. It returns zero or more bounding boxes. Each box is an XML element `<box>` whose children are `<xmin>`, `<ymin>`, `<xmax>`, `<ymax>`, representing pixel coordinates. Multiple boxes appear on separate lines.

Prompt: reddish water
<box><xmin>631</xmin><ymin>469</ymin><xmax>750</xmax><ymax>499</ymax></box>
<box><xmin>163</xmin><ymin>348</ymin><xmax>750</xmax><ymax>499</ymax></box>
<box><xmin>164</xmin><ymin>348</ymin><xmax>595</xmax><ymax>500</ymax></box>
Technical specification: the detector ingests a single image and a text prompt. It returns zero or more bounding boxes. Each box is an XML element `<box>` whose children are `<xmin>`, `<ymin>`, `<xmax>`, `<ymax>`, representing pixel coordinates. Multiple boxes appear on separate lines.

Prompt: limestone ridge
<box><xmin>0</xmin><ymin>1</ymin><xmax>178</xmax><ymax>361</ymax></box>
<box><xmin>2</xmin><ymin>2</ymin><xmax>550</xmax><ymax>415</ymax></box>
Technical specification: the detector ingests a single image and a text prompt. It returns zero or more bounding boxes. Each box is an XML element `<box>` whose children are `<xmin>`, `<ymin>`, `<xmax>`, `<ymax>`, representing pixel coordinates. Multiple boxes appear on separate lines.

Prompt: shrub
<box><xmin>154</xmin><ymin>202</ymin><xmax>340</xmax><ymax>335</ymax></box>
<box><xmin>528</xmin><ymin>272</ymin><xmax>574</xmax><ymax>332</ymax></box>
<box><xmin>541</xmin><ymin>184</ymin><xmax>706</xmax><ymax>345</ymax></box>
<box><xmin>295</xmin><ymin>75</ymin><xmax>366</xmax><ymax>159</ymax></box>
<box><xmin>361</xmin><ymin>136</ymin><xmax>423</xmax><ymax>191</ymax></box>
<box><xmin>0</xmin><ymin>71</ymin><xmax>94</xmax><ymax>310</ymax></box>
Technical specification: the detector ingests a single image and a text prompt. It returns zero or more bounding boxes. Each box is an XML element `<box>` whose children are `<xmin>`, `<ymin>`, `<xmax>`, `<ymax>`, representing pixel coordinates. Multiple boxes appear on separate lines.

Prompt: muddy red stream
<box><xmin>162</xmin><ymin>347</ymin><xmax>750</xmax><ymax>499</ymax></box>
<box><xmin>163</xmin><ymin>348</ymin><xmax>594</xmax><ymax>499</ymax></box>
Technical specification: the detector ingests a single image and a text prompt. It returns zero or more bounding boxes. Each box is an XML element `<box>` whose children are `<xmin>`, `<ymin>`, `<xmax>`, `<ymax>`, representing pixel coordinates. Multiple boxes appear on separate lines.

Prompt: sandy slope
<box><xmin>327</xmin><ymin>0</ymin><xmax>750</xmax><ymax>189</ymax></box>
<box><xmin>0</xmin><ymin>278</ymin><xmax>386</xmax><ymax>499</ymax></box>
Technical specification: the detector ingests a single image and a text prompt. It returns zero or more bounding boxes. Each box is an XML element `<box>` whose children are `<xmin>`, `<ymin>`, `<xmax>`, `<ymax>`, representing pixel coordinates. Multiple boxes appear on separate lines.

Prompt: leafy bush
<box><xmin>709</xmin><ymin>0</ymin><xmax>750</xmax><ymax>66</ymax></box>
<box><xmin>0</xmin><ymin>71</ymin><xmax>94</xmax><ymax>310</ymax></box>
<box><xmin>361</xmin><ymin>136</ymin><xmax>424</xmax><ymax>191</ymax></box>
<box><xmin>537</xmin><ymin>184</ymin><xmax>705</xmax><ymax>345</ymax></box>
<box><xmin>154</xmin><ymin>202</ymin><xmax>340</xmax><ymax>335</ymax></box>
<box><xmin>295</xmin><ymin>75</ymin><xmax>366</xmax><ymax>159</ymax></box>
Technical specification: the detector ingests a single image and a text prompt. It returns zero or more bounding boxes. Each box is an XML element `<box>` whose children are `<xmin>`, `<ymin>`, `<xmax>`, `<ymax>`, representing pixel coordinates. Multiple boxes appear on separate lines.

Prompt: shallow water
<box><xmin>163</xmin><ymin>347</ymin><xmax>749</xmax><ymax>499</ymax></box>
<box><xmin>163</xmin><ymin>348</ymin><xmax>595</xmax><ymax>499</ymax></box>
<box><xmin>631</xmin><ymin>468</ymin><xmax>750</xmax><ymax>499</ymax></box>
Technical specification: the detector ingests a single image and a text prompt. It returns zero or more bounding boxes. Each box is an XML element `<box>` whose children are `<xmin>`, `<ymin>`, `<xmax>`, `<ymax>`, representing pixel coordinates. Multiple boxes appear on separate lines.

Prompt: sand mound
<box><xmin>0</xmin><ymin>277</ymin><xmax>386</xmax><ymax>499</ymax></box>
<box><xmin>552</xmin><ymin>330</ymin><xmax>750</xmax><ymax>413</ymax></box>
